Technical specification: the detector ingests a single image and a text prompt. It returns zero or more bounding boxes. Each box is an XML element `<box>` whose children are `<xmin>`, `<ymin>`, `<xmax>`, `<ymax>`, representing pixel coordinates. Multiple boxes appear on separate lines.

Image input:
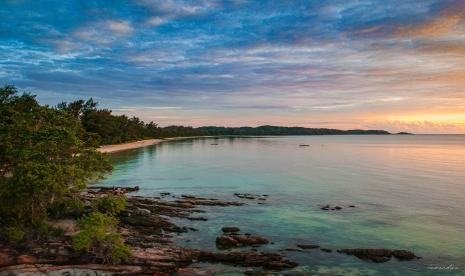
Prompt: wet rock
<box><xmin>297</xmin><ymin>244</ymin><xmax>320</xmax><ymax>250</ymax></box>
<box><xmin>320</xmin><ymin>204</ymin><xmax>343</xmax><ymax>211</ymax></box>
<box><xmin>348</xmin><ymin>205</ymin><xmax>356</xmax><ymax>208</ymax></box>
<box><xmin>186</xmin><ymin>216</ymin><xmax>208</xmax><ymax>221</ymax></box>
<box><xmin>320</xmin><ymin>248</ymin><xmax>332</xmax><ymax>253</ymax></box>
<box><xmin>176</xmin><ymin>196</ymin><xmax>244</xmax><ymax>207</ymax></box>
<box><xmin>222</xmin><ymin>227</ymin><xmax>240</xmax><ymax>233</ymax></box>
<box><xmin>234</xmin><ymin>193</ymin><xmax>268</xmax><ymax>201</ymax></box>
<box><xmin>392</xmin><ymin>249</ymin><xmax>418</xmax><ymax>261</ymax></box>
<box><xmin>281</xmin><ymin>248</ymin><xmax>304</xmax><ymax>252</ymax></box>
<box><xmin>216</xmin><ymin>234</ymin><xmax>269</xmax><ymax>249</ymax></box>
<box><xmin>89</xmin><ymin>186</ymin><xmax>139</xmax><ymax>195</ymax></box>
<box><xmin>197</xmin><ymin>250</ymin><xmax>297</xmax><ymax>270</ymax></box>
<box><xmin>337</xmin><ymin>248</ymin><xmax>419</xmax><ymax>263</ymax></box>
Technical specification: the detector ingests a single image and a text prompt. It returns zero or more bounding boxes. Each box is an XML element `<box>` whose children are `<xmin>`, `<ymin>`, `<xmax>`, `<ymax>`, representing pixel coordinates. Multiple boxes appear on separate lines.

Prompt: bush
<box><xmin>94</xmin><ymin>194</ymin><xmax>126</xmax><ymax>215</ymax></box>
<box><xmin>72</xmin><ymin>212</ymin><xmax>130</xmax><ymax>263</ymax></box>
<box><xmin>3</xmin><ymin>226</ymin><xmax>26</xmax><ymax>244</ymax></box>
<box><xmin>49</xmin><ymin>197</ymin><xmax>85</xmax><ymax>218</ymax></box>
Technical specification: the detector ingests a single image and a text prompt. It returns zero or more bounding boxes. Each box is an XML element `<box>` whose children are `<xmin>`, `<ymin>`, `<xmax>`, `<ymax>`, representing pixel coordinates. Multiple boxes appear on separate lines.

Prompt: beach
<box><xmin>97</xmin><ymin>137</ymin><xmax>210</xmax><ymax>153</ymax></box>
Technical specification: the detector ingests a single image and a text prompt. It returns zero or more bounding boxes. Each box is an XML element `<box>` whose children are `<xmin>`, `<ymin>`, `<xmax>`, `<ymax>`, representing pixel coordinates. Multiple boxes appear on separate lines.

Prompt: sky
<box><xmin>1</xmin><ymin>0</ymin><xmax>465</xmax><ymax>133</ymax></box>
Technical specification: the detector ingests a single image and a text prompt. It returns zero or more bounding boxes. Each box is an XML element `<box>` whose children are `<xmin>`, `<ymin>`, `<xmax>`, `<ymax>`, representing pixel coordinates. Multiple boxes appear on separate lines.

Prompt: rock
<box><xmin>134</xmin><ymin>207</ymin><xmax>151</xmax><ymax>215</ymax></box>
<box><xmin>16</xmin><ymin>255</ymin><xmax>37</xmax><ymax>264</ymax></box>
<box><xmin>186</xmin><ymin>216</ymin><xmax>208</xmax><ymax>221</ymax></box>
<box><xmin>234</xmin><ymin>193</ymin><xmax>268</xmax><ymax>201</ymax></box>
<box><xmin>320</xmin><ymin>204</ymin><xmax>343</xmax><ymax>211</ymax></box>
<box><xmin>0</xmin><ymin>251</ymin><xmax>14</xmax><ymax>267</ymax></box>
<box><xmin>297</xmin><ymin>244</ymin><xmax>320</xmax><ymax>250</ymax></box>
<box><xmin>349</xmin><ymin>205</ymin><xmax>356</xmax><ymax>208</ymax></box>
<box><xmin>89</xmin><ymin>186</ymin><xmax>139</xmax><ymax>194</ymax></box>
<box><xmin>222</xmin><ymin>227</ymin><xmax>240</xmax><ymax>233</ymax></box>
<box><xmin>216</xmin><ymin>234</ymin><xmax>269</xmax><ymax>249</ymax></box>
<box><xmin>337</xmin><ymin>248</ymin><xmax>419</xmax><ymax>263</ymax></box>
<box><xmin>320</xmin><ymin>248</ymin><xmax>332</xmax><ymax>253</ymax></box>
<box><xmin>299</xmin><ymin>144</ymin><xmax>310</xmax><ymax>147</ymax></box>
<box><xmin>392</xmin><ymin>249</ymin><xmax>418</xmax><ymax>261</ymax></box>
<box><xmin>234</xmin><ymin>193</ymin><xmax>256</xmax><ymax>200</ymax></box>
<box><xmin>197</xmin><ymin>250</ymin><xmax>297</xmax><ymax>270</ymax></box>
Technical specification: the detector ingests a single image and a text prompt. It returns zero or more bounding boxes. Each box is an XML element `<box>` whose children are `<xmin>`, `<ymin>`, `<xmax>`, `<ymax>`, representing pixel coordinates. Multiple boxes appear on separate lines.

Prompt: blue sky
<box><xmin>1</xmin><ymin>0</ymin><xmax>465</xmax><ymax>133</ymax></box>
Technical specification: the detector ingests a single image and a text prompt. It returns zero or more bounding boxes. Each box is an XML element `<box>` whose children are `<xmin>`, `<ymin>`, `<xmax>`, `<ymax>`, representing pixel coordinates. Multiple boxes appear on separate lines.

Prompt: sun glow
<box><xmin>388</xmin><ymin>113</ymin><xmax>465</xmax><ymax>124</ymax></box>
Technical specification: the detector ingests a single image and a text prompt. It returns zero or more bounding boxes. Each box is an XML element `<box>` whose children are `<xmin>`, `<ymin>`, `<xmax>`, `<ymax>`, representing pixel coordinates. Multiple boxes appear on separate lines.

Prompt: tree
<box><xmin>0</xmin><ymin>86</ymin><xmax>112</xmax><ymax>228</ymax></box>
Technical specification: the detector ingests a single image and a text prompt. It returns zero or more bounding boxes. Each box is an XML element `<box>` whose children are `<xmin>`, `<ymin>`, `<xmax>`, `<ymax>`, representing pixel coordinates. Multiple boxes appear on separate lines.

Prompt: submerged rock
<box><xmin>234</xmin><ymin>193</ymin><xmax>268</xmax><ymax>201</ymax></box>
<box><xmin>222</xmin><ymin>226</ymin><xmax>241</xmax><ymax>233</ymax></box>
<box><xmin>337</xmin><ymin>248</ymin><xmax>419</xmax><ymax>263</ymax></box>
<box><xmin>216</xmin><ymin>234</ymin><xmax>269</xmax><ymax>249</ymax></box>
<box><xmin>297</xmin><ymin>244</ymin><xmax>320</xmax><ymax>250</ymax></box>
<box><xmin>186</xmin><ymin>216</ymin><xmax>208</xmax><ymax>221</ymax></box>
<box><xmin>320</xmin><ymin>204</ymin><xmax>344</xmax><ymax>211</ymax></box>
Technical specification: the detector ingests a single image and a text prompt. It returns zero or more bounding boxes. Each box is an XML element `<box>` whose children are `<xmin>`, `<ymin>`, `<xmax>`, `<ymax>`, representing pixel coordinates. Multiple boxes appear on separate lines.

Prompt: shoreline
<box><xmin>97</xmin><ymin>136</ymin><xmax>211</xmax><ymax>153</ymax></box>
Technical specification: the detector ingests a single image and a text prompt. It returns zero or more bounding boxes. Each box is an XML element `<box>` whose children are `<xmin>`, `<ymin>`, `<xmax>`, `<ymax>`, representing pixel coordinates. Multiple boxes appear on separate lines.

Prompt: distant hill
<box><xmin>195</xmin><ymin>125</ymin><xmax>390</xmax><ymax>136</ymax></box>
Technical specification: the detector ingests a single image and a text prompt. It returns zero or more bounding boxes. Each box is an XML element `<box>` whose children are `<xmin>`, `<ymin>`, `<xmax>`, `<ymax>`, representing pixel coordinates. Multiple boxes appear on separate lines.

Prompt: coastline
<box><xmin>97</xmin><ymin>136</ymin><xmax>210</xmax><ymax>153</ymax></box>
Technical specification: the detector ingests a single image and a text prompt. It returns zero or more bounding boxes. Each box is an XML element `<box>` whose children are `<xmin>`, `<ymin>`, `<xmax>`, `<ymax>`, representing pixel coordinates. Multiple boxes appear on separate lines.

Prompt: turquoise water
<box><xmin>99</xmin><ymin>135</ymin><xmax>465</xmax><ymax>275</ymax></box>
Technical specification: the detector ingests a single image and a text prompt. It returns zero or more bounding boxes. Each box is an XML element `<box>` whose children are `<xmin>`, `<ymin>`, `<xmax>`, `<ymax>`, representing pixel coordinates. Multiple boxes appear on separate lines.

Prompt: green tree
<box><xmin>0</xmin><ymin>86</ymin><xmax>112</xmax><ymax>229</ymax></box>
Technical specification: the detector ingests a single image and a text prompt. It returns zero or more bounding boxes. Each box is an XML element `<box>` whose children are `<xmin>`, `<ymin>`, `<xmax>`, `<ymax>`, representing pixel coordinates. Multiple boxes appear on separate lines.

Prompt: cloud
<box><xmin>105</xmin><ymin>20</ymin><xmax>133</xmax><ymax>35</ymax></box>
<box><xmin>1</xmin><ymin>0</ymin><xmax>465</xmax><ymax>132</ymax></box>
<box><xmin>73</xmin><ymin>19</ymin><xmax>133</xmax><ymax>45</ymax></box>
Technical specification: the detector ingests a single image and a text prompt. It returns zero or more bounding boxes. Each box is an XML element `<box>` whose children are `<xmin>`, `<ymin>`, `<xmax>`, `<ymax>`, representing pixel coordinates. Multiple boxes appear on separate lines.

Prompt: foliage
<box><xmin>49</xmin><ymin>197</ymin><xmax>85</xmax><ymax>219</ymax></box>
<box><xmin>57</xmin><ymin>100</ymin><xmax>159</xmax><ymax>144</ymax></box>
<box><xmin>72</xmin><ymin>212</ymin><xmax>130</xmax><ymax>263</ymax></box>
<box><xmin>3</xmin><ymin>226</ymin><xmax>25</xmax><ymax>244</ymax></box>
<box><xmin>0</xmin><ymin>85</ymin><xmax>112</xmax><ymax>229</ymax></box>
<box><xmin>94</xmin><ymin>194</ymin><xmax>126</xmax><ymax>215</ymax></box>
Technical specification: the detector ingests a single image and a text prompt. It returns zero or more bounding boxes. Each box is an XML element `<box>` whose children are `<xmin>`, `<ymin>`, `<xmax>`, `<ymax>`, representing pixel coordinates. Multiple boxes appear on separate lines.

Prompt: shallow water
<box><xmin>98</xmin><ymin>135</ymin><xmax>465</xmax><ymax>275</ymax></box>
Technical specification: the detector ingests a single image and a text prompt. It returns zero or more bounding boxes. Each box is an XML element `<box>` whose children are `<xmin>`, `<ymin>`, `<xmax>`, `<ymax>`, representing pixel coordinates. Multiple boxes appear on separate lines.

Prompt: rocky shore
<box><xmin>0</xmin><ymin>187</ymin><xmax>420</xmax><ymax>275</ymax></box>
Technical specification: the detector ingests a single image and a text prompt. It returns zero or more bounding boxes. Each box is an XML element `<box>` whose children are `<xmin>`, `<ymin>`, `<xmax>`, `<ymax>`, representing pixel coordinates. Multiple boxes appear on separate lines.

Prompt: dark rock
<box><xmin>222</xmin><ymin>226</ymin><xmax>241</xmax><ymax>233</ymax></box>
<box><xmin>216</xmin><ymin>234</ymin><xmax>269</xmax><ymax>249</ymax></box>
<box><xmin>320</xmin><ymin>204</ymin><xmax>343</xmax><ymax>211</ymax></box>
<box><xmin>392</xmin><ymin>249</ymin><xmax>418</xmax><ymax>261</ymax></box>
<box><xmin>297</xmin><ymin>244</ymin><xmax>320</xmax><ymax>250</ymax></box>
<box><xmin>299</xmin><ymin>144</ymin><xmax>310</xmax><ymax>147</ymax></box>
<box><xmin>320</xmin><ymin>248</ymin><xmax>332</xmax><ymax>253</ymax></box>
<box><xmin>349</xmin><ymin>205</ymin><xmax>356</xmax><ymax>208</ymax></box>
<box><xmin>186</xmin><ymin>216</ymin><xmax>208</xmax><ymax>221</ymax></box>
<box><xmin>337</xmin><ymin>248</ymin><xmax>418</xmax><ymax>263</ymax></box>
<box><xmin>88</xmin><ymin>185</ymin><xmax>139</xmax><ymax>194</ymax></box>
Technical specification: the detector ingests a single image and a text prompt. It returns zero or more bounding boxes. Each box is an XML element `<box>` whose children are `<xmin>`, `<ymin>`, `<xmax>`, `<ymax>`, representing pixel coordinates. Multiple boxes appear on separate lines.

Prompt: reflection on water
<box><xmin>98</xmin><ymin>135</ymin><xmax>465</xmax><ymax>275</ymax></box>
